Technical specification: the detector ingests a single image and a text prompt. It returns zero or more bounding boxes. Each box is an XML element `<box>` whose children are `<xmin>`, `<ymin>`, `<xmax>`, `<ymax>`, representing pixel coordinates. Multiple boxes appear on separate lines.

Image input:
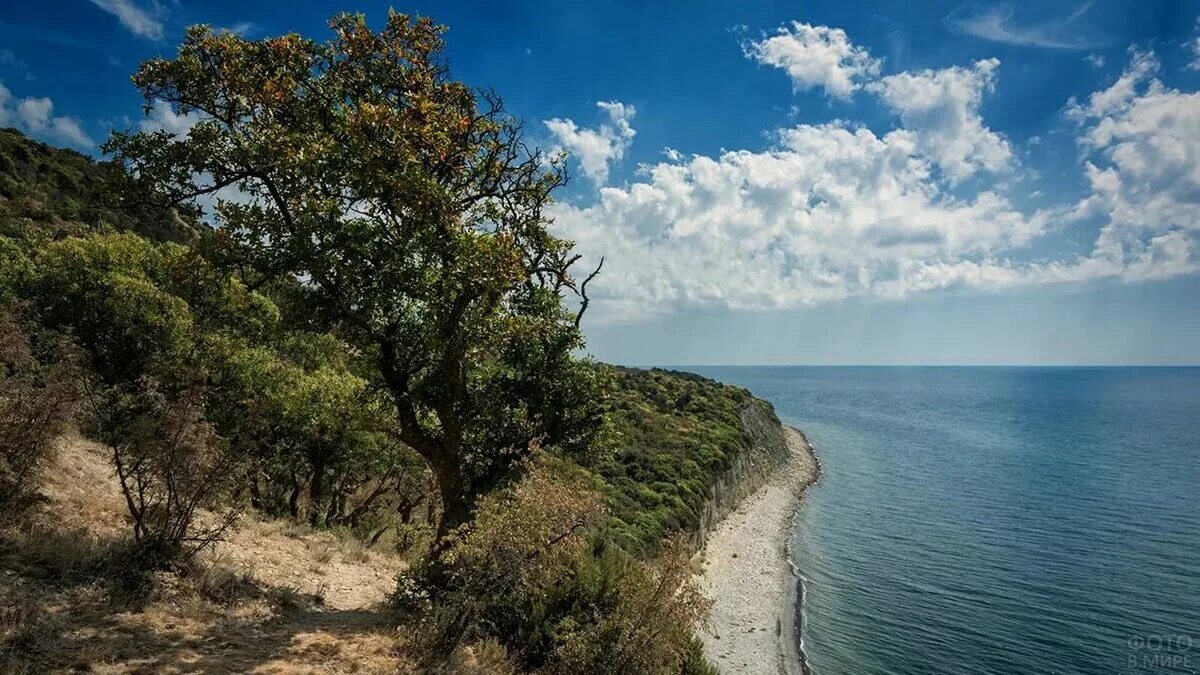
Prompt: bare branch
<box><xmin>574</xmin><ymin>256</ymin><xmax>604</xmax><ymax>329</ymax></box>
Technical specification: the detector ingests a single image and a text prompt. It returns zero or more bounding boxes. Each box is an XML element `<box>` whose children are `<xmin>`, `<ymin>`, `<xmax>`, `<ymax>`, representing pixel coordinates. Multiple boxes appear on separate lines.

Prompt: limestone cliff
<box><xmin>692</xmin><ymin>397</ymin><xmax>789</xmax><ymax>547</ymax></box>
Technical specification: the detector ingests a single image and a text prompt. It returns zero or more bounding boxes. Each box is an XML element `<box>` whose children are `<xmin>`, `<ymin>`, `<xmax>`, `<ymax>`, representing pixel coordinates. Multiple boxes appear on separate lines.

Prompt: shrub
<box><xmin>398</xmin><ymin>467</ymin><xmax>710</xmax><ymax>674</ymax></box>
<box><xmin>90</xmin><ymin>380</ymin><xmax>244</xmax><ymax>569</ymax></box>
<box><xmin>545</xmin><ymin>539</ymin><xmax>711</xmax><ymax>674</ymax></box>
<box><xmin>0</xmin><ymin>304</ymin><xmax>81</xmax><ymax>515</ymax></box>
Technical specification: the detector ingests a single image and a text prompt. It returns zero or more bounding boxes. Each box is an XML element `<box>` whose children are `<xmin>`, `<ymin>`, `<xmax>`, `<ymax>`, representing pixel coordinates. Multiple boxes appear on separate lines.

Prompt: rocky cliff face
<box><xmin>692</xmin><ymin>397</ymin><xmax>789</xmax><ymax>548</ymax></box>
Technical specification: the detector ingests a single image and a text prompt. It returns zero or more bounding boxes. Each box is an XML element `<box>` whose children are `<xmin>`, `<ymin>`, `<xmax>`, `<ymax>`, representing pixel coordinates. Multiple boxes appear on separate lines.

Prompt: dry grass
<box><xmin>0</xmin><ymin>435</ymin><xmax>413</xmax><ymax>673</ymax></box>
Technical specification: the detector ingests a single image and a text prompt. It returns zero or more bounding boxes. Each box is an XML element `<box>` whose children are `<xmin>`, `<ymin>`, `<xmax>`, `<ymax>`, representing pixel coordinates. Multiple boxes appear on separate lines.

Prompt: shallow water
<box><xmin>686</xmin><ymin>367</ymin><xmax>1200</xmax><ymax>675</ymax></box>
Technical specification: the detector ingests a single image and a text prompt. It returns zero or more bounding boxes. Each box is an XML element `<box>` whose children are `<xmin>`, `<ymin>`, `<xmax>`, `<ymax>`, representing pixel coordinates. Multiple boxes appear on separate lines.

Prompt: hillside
<box><xmin>596</xmin><ymin>367</ymin><xmax>788</xmax><ymax>554</ymax></box>
<box><xmin>0</xmin><ymin>364</ymin><xmax>789</xmax><ymax>663</ymax></box>
<box><xmin>0</xmin><ymin>77</ymin><xmax>790</xmax><ymax>672</ymax></box>
<box><xmin>0</xmin><ymin>376</ymin><xmax>788</xmax><ymax>673</ymax></box>
<box><xmin>0</xmin><ymin>127</ymin><xmax>201</xmax><ymax>243</ymax></box>
<box><xmin>1</xmin><ymin>434</ymin><xmax>407</xmax><ymax>673</ymax></box>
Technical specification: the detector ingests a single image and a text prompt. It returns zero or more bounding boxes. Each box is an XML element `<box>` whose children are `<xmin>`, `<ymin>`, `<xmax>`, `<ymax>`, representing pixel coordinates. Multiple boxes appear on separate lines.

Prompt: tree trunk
<box><xmin>397</xmin><ymin>497</ymin><xmax>419</xmax><ymax>525</ymax></box>
<box><xmin>433</xmin><ymin>464</ymin><xmax>472</xmax><ymax>538</ymax></box>
<box><xmin>288</xmin><ymin>478</ymin><xmax>302</xmax><ymax>519</ymax></box>
<box><xmin>369</xmin><ymin>526</ymin><xmax>388</xmax><ymax>546</ymax></box>
<box><xmin>248</xmin><ymin>470</ymin><xmax>263</xmax><ymax>510</ymax></box>
<box><xmin>309</xmin><ymin>454</ymin><xmax>328</xmax><ymax>527</ymax></box>
<box><xmin>379</xmin><ymin>339</ymin><xmax>477</xmax><ymax>542</ymax></box>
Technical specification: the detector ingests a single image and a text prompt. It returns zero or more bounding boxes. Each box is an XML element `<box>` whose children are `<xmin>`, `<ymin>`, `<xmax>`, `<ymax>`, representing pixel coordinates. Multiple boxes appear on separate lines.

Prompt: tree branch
<box><xmin>574</xmin><ymin>256</ymin><xmax>604</xmax><ymax>329</ymax></box>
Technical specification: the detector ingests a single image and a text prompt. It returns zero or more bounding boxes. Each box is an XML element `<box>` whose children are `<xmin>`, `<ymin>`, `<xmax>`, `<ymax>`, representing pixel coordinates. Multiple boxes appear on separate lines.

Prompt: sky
<box><xmin>2</xmin><ymin>0</ymin><xmax>1200</xmax><ymax>365</ymax></box>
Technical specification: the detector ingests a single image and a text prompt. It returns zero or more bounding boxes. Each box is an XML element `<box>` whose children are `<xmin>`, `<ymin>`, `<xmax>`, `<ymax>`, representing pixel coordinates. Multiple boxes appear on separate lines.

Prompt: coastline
<box><xmin>697</xmin><ymin>425</ymin><xmax>821</xmax><ymax>675</ymax></box>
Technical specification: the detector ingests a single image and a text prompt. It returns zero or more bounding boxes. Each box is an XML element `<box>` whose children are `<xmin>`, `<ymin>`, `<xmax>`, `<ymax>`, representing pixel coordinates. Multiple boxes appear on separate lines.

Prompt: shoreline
<box><xmin>697</xmin><ymin>424</ymin><xmax>822</xmax><ymax>674</ymax></box>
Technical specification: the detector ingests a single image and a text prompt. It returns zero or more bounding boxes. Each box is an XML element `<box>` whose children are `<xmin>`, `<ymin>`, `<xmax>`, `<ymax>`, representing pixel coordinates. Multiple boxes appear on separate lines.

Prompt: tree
<box><xmin>104</xmin><ymin>12</ymin><xmax>606</xmax><ymax>536</ymax></box>
<box><xmin>205</xmin><ymin>333</ymin><xmax>423</xmax><ymax>529</ymax></box>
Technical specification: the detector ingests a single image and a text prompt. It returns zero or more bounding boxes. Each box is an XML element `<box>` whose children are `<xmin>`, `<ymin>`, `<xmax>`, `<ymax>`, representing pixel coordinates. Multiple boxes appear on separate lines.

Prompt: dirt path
<box><xmin>1</xmin><ymin>435</ymin><xmax>411</xmax><ymax>674</ymax></box>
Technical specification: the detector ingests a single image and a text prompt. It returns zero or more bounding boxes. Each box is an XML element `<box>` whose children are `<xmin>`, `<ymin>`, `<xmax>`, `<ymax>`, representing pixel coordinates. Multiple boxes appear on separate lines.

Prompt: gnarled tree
<box><xmin>104</xmin><ymin>12</ymin><xmax>607</xmax><ymax>536</ymax></box>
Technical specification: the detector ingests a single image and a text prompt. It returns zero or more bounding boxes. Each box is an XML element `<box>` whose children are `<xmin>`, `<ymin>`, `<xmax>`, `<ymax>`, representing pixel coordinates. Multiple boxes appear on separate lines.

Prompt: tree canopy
<box><xmin>104</xmin><ymin>12</ymin><xmax>606</xmax><ymax>533</ymax></box>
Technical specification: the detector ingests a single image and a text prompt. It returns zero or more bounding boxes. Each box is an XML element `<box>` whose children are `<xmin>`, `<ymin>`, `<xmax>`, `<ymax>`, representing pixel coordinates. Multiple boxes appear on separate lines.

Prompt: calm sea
<box><xmin>686</xmin><ymin>367</ymin><xmax>1200</xmax><ymax>675</ymax></box>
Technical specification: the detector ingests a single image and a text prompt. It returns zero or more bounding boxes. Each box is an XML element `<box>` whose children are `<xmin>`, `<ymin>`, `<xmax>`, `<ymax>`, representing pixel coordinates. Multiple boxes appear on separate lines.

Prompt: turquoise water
<box><xmin>687</xmin><ymin>367</ymin><xmax>1200</xmax><ymax>675</ymax></box>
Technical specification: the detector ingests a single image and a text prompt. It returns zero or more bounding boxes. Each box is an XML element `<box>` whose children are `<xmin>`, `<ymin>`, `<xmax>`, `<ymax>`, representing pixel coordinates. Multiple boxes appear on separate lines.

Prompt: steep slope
<box><xmin>595</xmin><ymin>367</ymin><xmax>790</xmax><ymax>554</ymax></box>
<box><xmin>0</xmin><ymin>127</ymin><xmax>201</xmax><ymax>243</ymax></box>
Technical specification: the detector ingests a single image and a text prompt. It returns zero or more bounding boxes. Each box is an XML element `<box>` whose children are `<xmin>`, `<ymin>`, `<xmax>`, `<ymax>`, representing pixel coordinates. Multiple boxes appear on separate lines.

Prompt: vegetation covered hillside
<box><xmin>0</xmin><ymin>128</ymin><xmax>201</xmax><ymax>243</ymax></box>
<box><xmin>596</xmin><ymin>367</ymin><xmax>766</xmax><ymax>554</ymax></box>
<box><xmin>0</xmin><ymin>12</ymin><xmax>786</xmax><ymax>674</ymax></box>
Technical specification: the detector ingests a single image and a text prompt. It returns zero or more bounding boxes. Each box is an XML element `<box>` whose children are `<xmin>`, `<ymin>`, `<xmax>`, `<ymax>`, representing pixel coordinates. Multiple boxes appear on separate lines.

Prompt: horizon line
<box><xmin>636</xmin><ymin>363</ymin><xmax>1200</xmax><ymax>368</ymax></box>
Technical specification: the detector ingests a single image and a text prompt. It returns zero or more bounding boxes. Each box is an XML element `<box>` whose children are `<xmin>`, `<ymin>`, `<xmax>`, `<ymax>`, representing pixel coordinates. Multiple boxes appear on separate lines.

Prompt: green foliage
<box><xmin>15</xmin><ymin>232</ymin><xmax>198</xmax><ymax>384</ymax></box>
<box><xmin>400</xmin><ymin>469</ymin><xmax>709</xmax><ymax>674</ymax></box>
<box><xmin>680</xmin><ymin>636</ymin><xmax>721</xmax><ymax>675</ymax></box>
<box><xmin>204</xmin><ymin>334</ymin><xmax>425</xmax><ymax>529</ymax></box>
<box><xmin>593</xmin><ymin>367</ymin><xmax>755</xmax><ymax>554</ymax></box>
<box><xmin>0</xmin><ymin>127</ymin><xmax>200</xmax><ymax>243</ymax></box>
<box><xmin>3</xmin><ymin>228</ymin><xmax>429</xmax><ymax>543</ymax></box>
<box><xmin>103</xmin><ymin>12</ymin><xmax>607</xmax><ymax>532</ymax></box>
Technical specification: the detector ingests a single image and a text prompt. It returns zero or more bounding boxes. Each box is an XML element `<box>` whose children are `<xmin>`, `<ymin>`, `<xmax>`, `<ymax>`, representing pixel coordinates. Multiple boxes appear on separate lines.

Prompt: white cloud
<box><xmin>548</xmin><ymin>34</ymin><xmax>1200</xmax><ymax>322</ymax></box>
<box><xmin>0</xmin><ymin>82</ymin><xmax>93</xmax><ymax>147</ymax></box>
<box><xmin>88</xmin><ymin>0</ymin><xmax>164</xmax><ymax>40</ymax></box>
<box><xmin>218</xmin><ymin>22</ymin><xmax>259</xmax><ymax>37</ymax></box>
<box><xmin>1085</xmin><ymin>53</ymin><xmax>1105</xmax><ymax>68</ymax></box>
<box><xmin>869</xmin><ymin>59</ymin><xmax>1013</xmax><ymax>183</ymax></box>
<box><xmin>140</xmin><ymin>99</ymin><xmax>201</xmax><ymax>135</ymax></box>
<box><xmin>1066</xmin><ymin>51</ymin><xmax>1200</xmax><ymax>279</ymax></box>
<box><xmin>1066</xmin><ymin>48</ymin><xmax>1158</xmax><ymax>120</ymax></box>
<box><xmin>1188</xmin><ymin>18</ymin><xmax>1200</xmax><ymax>71</ymax></box>
<box><xmin>745</xmin><ymin>22</ymin><xmax>881</xmax><ymax>99</ymax></box>
<box><xmin>14</xmin><ymin>97</ymin><xmax>52</xmax><ymax>130</ymax></box>
<box><xmin>944</xmin><ymin>2</ymin><xmax>1113</xmax><ymax>50</ymax></box>
<box><xmin>544</xmin><ymin>101</ymin><xmax>636</xmax><ymax>186</ymax></box>
<box><xmin>552</xmin><ymin>122</ymin><xmax>1047</xmax><ymax>321</ymax></box>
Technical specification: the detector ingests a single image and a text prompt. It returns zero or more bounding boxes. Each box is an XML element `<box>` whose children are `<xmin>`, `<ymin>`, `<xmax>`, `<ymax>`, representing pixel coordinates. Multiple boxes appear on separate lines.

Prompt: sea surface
<box><xmin>685</xmin><ymin>367</ymin><xmax>1200</xmax><ymax>675</ymax></box>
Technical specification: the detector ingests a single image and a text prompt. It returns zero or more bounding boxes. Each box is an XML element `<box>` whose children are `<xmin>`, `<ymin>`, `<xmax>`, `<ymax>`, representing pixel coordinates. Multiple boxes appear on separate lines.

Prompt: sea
<box><xmin>685</xmin><ymin>367</ymin><xmax>1200</xmax><ymax>675</ymax></box>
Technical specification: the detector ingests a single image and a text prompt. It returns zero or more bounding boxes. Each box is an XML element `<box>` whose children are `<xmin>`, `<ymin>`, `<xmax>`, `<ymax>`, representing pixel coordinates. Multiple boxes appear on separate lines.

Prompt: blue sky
<box><xmin>2</xmin><ymin>0</ymin><xmax>1200</xmax><ymax>364</ymax></box>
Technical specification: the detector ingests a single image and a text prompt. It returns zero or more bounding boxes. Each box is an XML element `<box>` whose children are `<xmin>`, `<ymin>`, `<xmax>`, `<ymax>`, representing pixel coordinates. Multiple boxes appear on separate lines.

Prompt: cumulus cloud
<box><xmin>1066</xmin><ymin>48</ymin><xmax>1158</xmax><ymax>120</ymax></box>
<box><xmin>88</xmin><ymin>0</ymin><xmax>164</xmax><ymax>40</ymax></box>
<box><xmin>0</xmin><ymin>82</ymin><xmax>93</xmax><ymax>147</ymax></box>
<box><xmin>745</xmin><ymin>22</ymin><xmax>881</xmax><ymax>99</ymax></box>
<box><xmin>544</xmin><ymin>101</ymin><xmax>636</xmax><ymax>186</ymax></box>
<box><xmin>547</xmin><ymin>31</ymin><xmax>1200</xmax><ymax>322</ymax></box>
<box><xmin>1066</xmin><ymin>51</ymin><xmax>1200</xmax><ymax>279</ymax></box>
<box><xmin>869</xmin><ymin>59</ymin><xmax>1013</xmax><ymax>183</ymax></box>
<box><xmin>552</xmin><ymin>122</ymin><xmax>1046</xmax><ymax>320</ymax></box>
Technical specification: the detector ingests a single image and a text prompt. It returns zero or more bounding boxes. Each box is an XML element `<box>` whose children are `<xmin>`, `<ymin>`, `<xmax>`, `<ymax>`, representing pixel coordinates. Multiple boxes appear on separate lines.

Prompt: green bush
<box><xmin>4</xmin><ymin>229</ymin><xmax>432</xmax><ymax>544</ymax></box>
<box><xmin>399</xmin><ymin>468</ymin><xmax>710</xmax><ymax>674</ymax></box>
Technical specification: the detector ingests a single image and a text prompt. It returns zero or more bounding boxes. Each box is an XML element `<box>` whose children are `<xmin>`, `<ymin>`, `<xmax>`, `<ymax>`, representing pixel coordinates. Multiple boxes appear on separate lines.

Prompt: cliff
<box><xmin>692</xmin><ymin>397</ymin><xmax>790</xmax><ymax>548</ymax></box>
